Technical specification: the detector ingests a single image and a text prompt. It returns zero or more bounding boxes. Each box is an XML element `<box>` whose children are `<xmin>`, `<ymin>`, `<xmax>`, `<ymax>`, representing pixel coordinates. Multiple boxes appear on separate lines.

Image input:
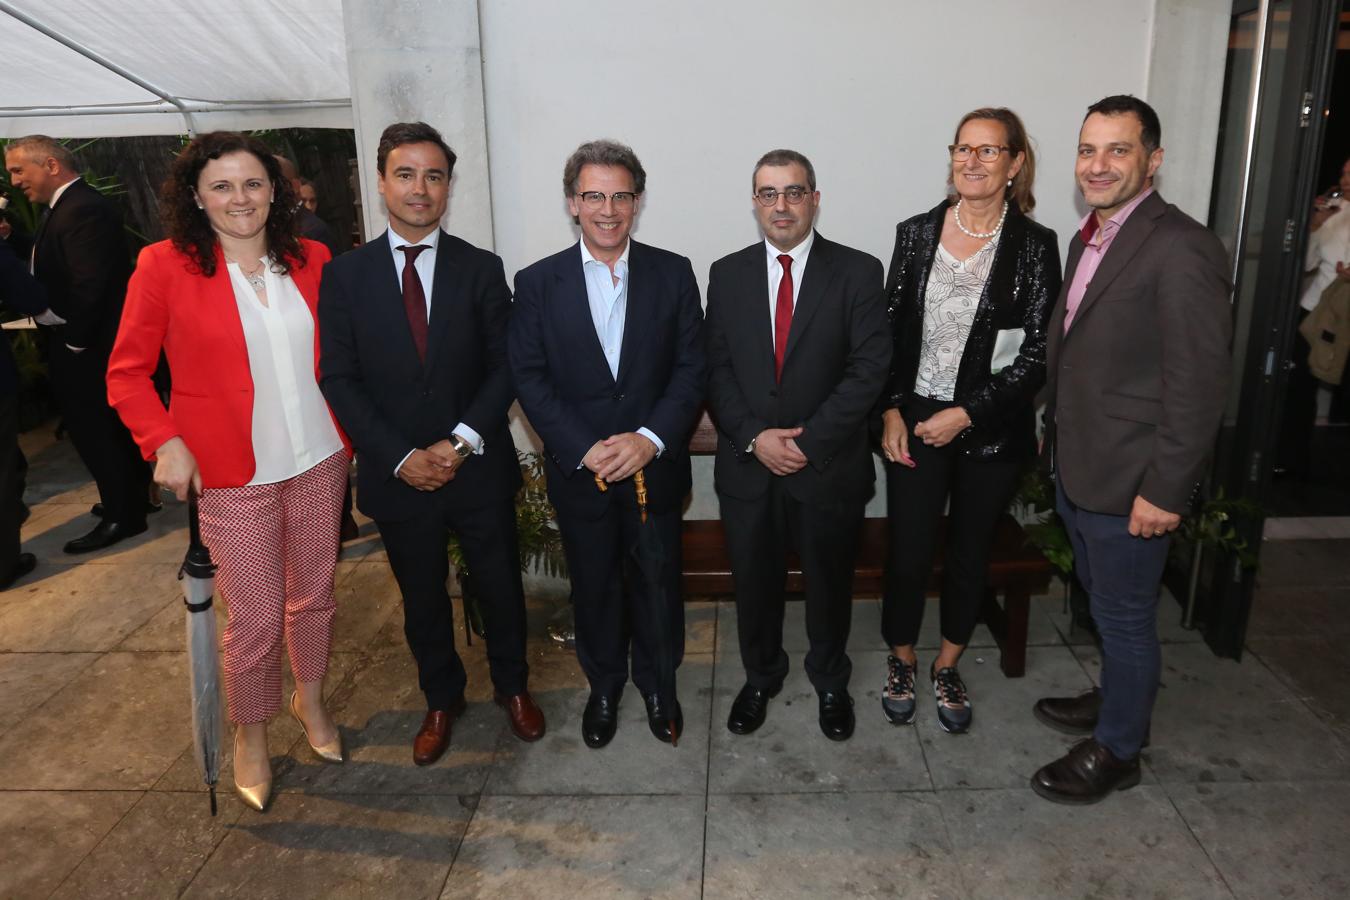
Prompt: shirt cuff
<box><xmin>452</xmin><ymin>423</ymin><xmax>485</xmax><ymax>455</ymax></box>
<box><xmin>34</xmin><ymin>309</ymin><xmax>66</xmax><ymax>326</ymax></box>
<box><xmin>637</xmin><ymin>427</ymin><xmax>665</xmax><ymax>457</ymax></box>
<box><xmin>393</xmin><ymin>448</ymin><xmax>416</xmax><ymax>477</ymax></box>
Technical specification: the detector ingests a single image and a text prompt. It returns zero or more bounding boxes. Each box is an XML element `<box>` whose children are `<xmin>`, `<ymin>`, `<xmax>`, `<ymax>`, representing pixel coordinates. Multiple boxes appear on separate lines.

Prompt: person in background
<box><xmin>108</xmin><ymin>132</ymin><xmax>350</xmax><ymax>813</ymax></box>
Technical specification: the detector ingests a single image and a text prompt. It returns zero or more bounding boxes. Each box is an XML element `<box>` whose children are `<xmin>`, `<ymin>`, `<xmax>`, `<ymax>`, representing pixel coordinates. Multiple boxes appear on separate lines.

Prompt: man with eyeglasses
<box><xmin>509</xmin><ymin>139</ymin><xmax>706</xmax><ymax>749</ymax></box>
<box><xmin>705</xmin><ymin>149</ymin><xmax>890</xmax><ymax>741</ymax></box>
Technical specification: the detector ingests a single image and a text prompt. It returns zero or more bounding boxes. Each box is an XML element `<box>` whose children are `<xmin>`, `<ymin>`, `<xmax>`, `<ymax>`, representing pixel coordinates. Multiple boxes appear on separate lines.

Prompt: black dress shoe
<box><xmin>63</xmin><ymin>519</ymin><xmax>148</xmax><ymax>554</ymax></box>
<box><xmin>581</xmin><ymin>690</ymin><xmax>621</xmax><ymax>749</ymax></box>
<box><xmin>642</xmin><ymin>692</ymin><xmax>684</xmax><ymax>745</ymax></box>
<box><xmin>727</xmin><ymin>682</ymin><xmax>781</xmax><ymax>735</ymax></box>
<box><xmin>0</xmin><ymin>552</ymin><xmax>36</xmax><ymax>590</ymax></box>
<box><xmin>1033</xmin><ymin>687</ymin><xmax>1101</xmax><ymax>735</ymax></box>
<box><xmin>1030</xmin><ymin>737</ymin><xmax>1141</xmax><ymax>805</ymax></box>
<box><xmin>818</xmin><ymin>690</ymin><xmax>855</xmax><ymax>742</ymax></box>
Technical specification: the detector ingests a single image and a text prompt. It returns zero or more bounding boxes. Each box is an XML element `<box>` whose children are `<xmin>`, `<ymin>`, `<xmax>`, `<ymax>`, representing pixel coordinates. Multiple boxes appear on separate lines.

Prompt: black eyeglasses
<box><xmin>949</xmin><ymin>144</ymin><xmax>1010</xmax><ymax>162</ymax></box>
<box><xmin>754</xmin><ymin>186</ymin><xmax>812</xmax><ymax>206</ymax></box>
<box><xmin>577</xmin><ymin>191</ymin><xmax>637</xmax><ymax>209</ymax></box>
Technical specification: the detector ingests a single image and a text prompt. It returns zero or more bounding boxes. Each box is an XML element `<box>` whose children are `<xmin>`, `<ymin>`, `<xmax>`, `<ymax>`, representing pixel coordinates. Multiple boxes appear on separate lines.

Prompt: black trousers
<box><xmin>719</xmin><ymin>480</ymin><xmax>865</xmax><ymax>694</ymax></box>
<box><xmin>881</xmin><ymin>396</ymin><xmax>1024</xmax><ymax>649</ymax></box>
<box><xmin>557</xmin><ymin>479</ymin><xmax>684</xmax><ymax>698</ymax></box>
<box><xmin>377</xmin><ymin>496</ymin><xmax>528</xmax><ymax>710</ymax></box>
<box><xmin>0</xmin><ymin>392</ymin><xmax>21</xmax><ymax>577</ymax></box>
<box><xmin>48</xmin><ymin>342</ymin><xmax>148</xmax><ymax>525</ymax></box>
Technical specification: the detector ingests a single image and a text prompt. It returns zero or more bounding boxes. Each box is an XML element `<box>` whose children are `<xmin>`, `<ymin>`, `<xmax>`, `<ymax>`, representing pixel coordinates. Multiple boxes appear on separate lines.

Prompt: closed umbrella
<box><xmin>180</xmin><ymin>495</ymin><xmax>224</xmax><ymax>814</ymax></box>
<box><xmin>596</xmin><ymin>470</ymin><xmax>678</xmax><ymax>745</ymax></box>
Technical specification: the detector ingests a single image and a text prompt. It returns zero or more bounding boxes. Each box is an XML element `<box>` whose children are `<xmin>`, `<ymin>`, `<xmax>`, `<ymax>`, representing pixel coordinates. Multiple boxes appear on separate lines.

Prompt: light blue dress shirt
<box><xmin>578</xmin><ymin>240</ymin><xmax>664</xmax><ymax>455</ymax></box>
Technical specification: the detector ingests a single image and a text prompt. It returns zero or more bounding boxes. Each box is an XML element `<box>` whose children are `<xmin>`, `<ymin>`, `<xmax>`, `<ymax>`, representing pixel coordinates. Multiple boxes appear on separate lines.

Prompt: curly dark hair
<box><xmin>160</xmin><ymin>132</ymin><xmax>304</xmax><ymax>277</ymax></box>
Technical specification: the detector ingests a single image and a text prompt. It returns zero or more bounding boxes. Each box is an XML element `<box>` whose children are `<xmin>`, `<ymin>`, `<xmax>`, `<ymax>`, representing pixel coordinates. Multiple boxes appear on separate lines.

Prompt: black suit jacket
<box><xmin>0</xmin><ymin>239</ymin><xmax>50</xmax><ymax>394</ymax></box>
<box><xmin>1044</xmin><ymin>191</ymin><xmax>1232</xmax><ymax>515</ymax></box>
<box><xmin>298</xmin><ymin>208</ymin><xmax>344</xmax><ymax>259</ymax></box>
<box><xmin>32</xmin><ymin>178</ymin><xmax>131</xmax><ymax>353</ymax></box>
<box><xmin>509</xmin><ymin>240</ymin><xmax>706</xmax><ymax>519</ymax></box>
<box><xmin>318</xmin><ymin>230</ymin><xmax>521</xmax><ymax>523</ymax></box>
<box><xmin>883</xmin><ymin>201</ymin><xmax>1060</xmax><ymax>460</ymax></box>
<box><xmin>705</xmin><ymin>233</ymin><xmax>891</xmax><ymax>504</ymax></box>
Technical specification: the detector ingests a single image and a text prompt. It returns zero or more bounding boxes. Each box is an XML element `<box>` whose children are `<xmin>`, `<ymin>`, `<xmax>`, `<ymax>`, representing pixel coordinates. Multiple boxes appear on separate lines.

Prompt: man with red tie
<box><xmin>319</xmin><ymin>122</ymin><xmax>543</xmax><ymax>765</ymax></box>
<box><xmin>705</xmin><ymin>149</ymin><xmax>891</xmax><ymax>741</ymax></box>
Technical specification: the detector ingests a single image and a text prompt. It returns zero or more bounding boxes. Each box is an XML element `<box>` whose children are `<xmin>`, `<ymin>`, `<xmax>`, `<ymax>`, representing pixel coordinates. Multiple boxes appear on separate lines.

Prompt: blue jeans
<box><xmin>1056</xmin><ymin>482</ymin><xmax>1169</xmax><ymax>759</ymax></box>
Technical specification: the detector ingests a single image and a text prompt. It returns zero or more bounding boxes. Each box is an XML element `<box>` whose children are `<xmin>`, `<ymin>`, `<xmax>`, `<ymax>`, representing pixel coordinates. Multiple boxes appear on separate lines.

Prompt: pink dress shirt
<box><xmin>1063</xmin><ymin>188</ymin><xmax>1154</xmax><ymax>332</ymax></box>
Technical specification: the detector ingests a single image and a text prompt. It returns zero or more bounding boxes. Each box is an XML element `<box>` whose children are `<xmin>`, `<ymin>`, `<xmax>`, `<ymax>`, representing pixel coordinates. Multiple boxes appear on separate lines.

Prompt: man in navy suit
<box><xmin>0</xmin><ymin>238</ymin><xmax>53</xmax><ymax>588</ymax></box>
<box><xmin>319</xmin><ymin>122</ymin><xmax>543</xmax><ymax>765</ymax></box>
<box><xmin>509</xmin><ymin>140</ymin><xmax>705</xmax><ymax>748</ymax></box>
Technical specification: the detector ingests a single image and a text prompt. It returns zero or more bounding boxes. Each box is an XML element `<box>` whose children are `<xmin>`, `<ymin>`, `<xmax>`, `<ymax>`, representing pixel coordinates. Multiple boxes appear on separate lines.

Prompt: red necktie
<box><xmin>398</xmin><ymin>244</ymin><xmax>430</xmax><ymax>362</ymax></box>
<box><xmin>774</xmin><ymin>253</ymin><xmax>794</xmax><ymax>382</ymax></box>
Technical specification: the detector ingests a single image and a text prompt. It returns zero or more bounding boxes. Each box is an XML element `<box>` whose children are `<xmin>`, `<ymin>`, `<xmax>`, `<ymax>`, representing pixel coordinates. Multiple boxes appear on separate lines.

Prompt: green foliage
<box><xmin>1178</xmin><ymin>488</ymin><xmax>1264</xmax><ymax>570</ymax></box>
<box><xmin>449</xmin><ymin>450</ymin><xmax>567</xmax><ymax>581</ymax></box>
<box><xmin>1010</xmin><ymin>467</ymin><xmax>1075</xmax><ymax>577</ymax></box>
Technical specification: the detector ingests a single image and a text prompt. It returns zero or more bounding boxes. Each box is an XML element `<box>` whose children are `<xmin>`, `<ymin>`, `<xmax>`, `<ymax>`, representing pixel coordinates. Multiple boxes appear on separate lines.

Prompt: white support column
<box><xmin>340</xmin><ymin>0</ymin><xmax>495</xmax><ymax>249</ymax></box>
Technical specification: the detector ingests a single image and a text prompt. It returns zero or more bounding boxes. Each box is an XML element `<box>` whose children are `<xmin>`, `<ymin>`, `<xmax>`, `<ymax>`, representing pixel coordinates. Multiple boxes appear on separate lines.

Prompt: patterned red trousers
<box><xmin>198</xmin><ymin>451</ymin><xmax>349</xmax><ymax>725</ymax></box>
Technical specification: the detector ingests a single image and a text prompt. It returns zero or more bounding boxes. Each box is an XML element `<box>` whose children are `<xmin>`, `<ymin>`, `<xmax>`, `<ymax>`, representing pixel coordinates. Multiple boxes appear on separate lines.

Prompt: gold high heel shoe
<box><xmin>233</xmin><ymin>732</ymin><xmax>272</xmax><ymax>812</ymax></box>
<box><xmin>290</xmin><ymin>691</ymin><xmax>344</xmax><ymax>764</ymax></box>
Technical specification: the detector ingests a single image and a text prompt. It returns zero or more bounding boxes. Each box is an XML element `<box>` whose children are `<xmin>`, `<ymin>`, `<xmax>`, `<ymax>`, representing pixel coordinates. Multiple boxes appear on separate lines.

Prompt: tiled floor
<box><xmin>2</xmin><ymin>432</ymin><xmax>1349</xmax><ymax>899</ymax></box>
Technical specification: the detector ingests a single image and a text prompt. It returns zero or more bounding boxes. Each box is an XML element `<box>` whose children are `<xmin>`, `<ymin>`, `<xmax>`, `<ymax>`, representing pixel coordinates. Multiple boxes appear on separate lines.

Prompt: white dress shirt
<box><xmin>578</xmin><ymin>239</ymin><xmax>664</xmax><ymax>455</ymax></box>
<box><xmin>226</xmin><ymin>260</ymin><xmax>343</xmax><ymax>485</ymax></box>
<box><xmin>386</xmin><ymin>225</ymin><xmax>485</xmax><ymax>476</ymax></box>
<box><xmin>764</xmin><ymin>231</ymin><xmax>815</xmax><ymax>346</ymax></box>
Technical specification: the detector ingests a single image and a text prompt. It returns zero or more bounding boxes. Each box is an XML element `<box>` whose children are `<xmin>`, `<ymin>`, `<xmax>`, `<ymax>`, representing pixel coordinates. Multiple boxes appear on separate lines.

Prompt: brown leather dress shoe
<box><xmin>1030</xmin><ymin>737</ymin><xmax>1141</xmax><ymax>805</ymax></box>
<box><xmin>1033</xmin><ymin>687</ymin><xmax>1101</xmax><ymax>735</ymax></box>
<box><xmin>412</xmin><ymin>695</ymin><xmax>467</xmax><ymax>766</ymax></box>
<box><xmin>495</xmin><ymin>692</ymin><xmax>546</xmax><ymax>742</ymax></box>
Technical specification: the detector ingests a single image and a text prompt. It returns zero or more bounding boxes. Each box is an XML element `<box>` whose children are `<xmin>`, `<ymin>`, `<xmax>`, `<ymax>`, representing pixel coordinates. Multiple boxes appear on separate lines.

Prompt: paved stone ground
<box><xmin>2</xmin><ymin>429</ymin><xmax>1349</xmax><ymax>899</ymax></box>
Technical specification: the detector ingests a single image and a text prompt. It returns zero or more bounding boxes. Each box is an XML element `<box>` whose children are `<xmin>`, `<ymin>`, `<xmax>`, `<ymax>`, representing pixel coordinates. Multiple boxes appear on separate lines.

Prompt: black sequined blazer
<box><xmin>881</xmin><ymin>199</ymin><xmax>1061</xmax><ymax>460</ymax></box>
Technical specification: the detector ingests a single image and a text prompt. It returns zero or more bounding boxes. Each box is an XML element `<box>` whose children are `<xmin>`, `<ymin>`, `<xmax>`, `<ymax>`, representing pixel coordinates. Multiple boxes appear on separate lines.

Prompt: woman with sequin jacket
<box><xmin>876</xmin><ymin>107</ymin><xmax>1061</xmax><ymax>734</ymax></box>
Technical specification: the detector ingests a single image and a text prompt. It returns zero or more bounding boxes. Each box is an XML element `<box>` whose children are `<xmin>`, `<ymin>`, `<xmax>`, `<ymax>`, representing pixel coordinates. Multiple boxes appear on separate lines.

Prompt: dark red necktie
<box><xmin>774</xmin><ymin>253</ymin><xmax>794</xmax><ymax>382</ymax></box>
<box><xmin>398</xmin><ymin>244</ymin><xmax>430</xmax><ymax>361</ymax></box>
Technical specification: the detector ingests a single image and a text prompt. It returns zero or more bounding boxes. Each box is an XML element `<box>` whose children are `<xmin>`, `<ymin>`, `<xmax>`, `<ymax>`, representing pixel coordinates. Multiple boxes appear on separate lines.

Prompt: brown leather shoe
<box><xmin>1030</xmin><ymin>737</ymin><xmax>1141</xmax><ymax>805</ymax></box>
<box><xmin>495</xmin><ymin>691</ymin><xmax>546</xmax><ymax>742</ymax></box>
<box><xmin>412</xmin><ymin>695</ymin><xmax>467</xmax><ymax>766</ymax></box>
<box><xmin>1033</xmin><ymin>687</ymin><xmax>1101</xmax><ymax>735</ymax></box>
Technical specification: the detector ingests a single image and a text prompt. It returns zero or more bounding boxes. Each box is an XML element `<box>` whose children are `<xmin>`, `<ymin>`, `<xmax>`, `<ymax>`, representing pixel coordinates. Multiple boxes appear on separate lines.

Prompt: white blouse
<box><xmin>1301</xmin><ymin>205</ymin><xmax>1350</xmax><ymax>312</ymax></box>
<box><xmin>225</xmin><ymin>259</ymin><xmax>343</xmax><ymax>485</ymax></box>
<box><xmin>914</xmin><ymin>236</ymin><xmax>1000</xmax><ymax>401</ymax></box>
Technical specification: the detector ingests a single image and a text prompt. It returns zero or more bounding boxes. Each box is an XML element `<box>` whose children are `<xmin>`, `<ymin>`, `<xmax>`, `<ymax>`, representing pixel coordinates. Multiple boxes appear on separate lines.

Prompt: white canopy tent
<box><xmin>0</xmin><ymin>0</ymin><xmax>352</xmax><ymax>138</ymax></box>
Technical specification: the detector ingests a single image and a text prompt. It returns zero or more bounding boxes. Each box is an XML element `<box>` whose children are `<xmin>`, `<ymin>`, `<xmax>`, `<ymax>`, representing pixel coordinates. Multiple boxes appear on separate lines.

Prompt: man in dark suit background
<box><xmin>0</xmin><ymin>238</ymin><xmax>54</xmax><ymax>587</ymax></box>
<box><xmin>4</xmin><ymin>135</ymin><xmax>149</xmax><ymax>553</ymax></box>
<box><xmin>509</xmin><ymin>140</ymin><xmax>706</xmax><ymax>749</ymax></box>
<box><xmin>319</xmin><ymin>121</ymin><xmax>543</xmax><ymax>764</ymax></box>
<box><xmin>1031</xmin><ymin>96</ymin><xmax>1232</xmax><ymax>804</ymax></box>
<box><xmin>275</xmin><ymin>156</ymin><xmax>345</xmax><ymax>260</ymax></box>
<box><xmin>705</xmin><ymin>149</ymin><xmax>890</xmax><ymax>742</ymax></box>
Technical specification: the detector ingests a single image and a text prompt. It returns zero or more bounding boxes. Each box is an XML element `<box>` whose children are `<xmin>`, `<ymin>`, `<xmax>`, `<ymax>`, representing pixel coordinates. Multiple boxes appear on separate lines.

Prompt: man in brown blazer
<box><xmin>1030</xmin><ymin>96</ymin><xmax>1232</xmax><ymax>804</ymax></box>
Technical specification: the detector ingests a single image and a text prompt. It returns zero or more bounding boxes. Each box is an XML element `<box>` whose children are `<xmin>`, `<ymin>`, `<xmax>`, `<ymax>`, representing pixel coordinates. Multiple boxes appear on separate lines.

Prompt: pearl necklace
<box><xmin>953</xmin><ymin>199</ymin><xmax>1008</xmax><ymax>240</ymax></box>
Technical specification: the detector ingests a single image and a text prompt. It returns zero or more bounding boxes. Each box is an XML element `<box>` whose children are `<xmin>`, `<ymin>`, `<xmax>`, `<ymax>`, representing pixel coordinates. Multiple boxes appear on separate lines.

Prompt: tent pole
<box><xmin>0</xmin><ymin>1</ymin><xmax>198</xmax><ymax>134</ymax></box>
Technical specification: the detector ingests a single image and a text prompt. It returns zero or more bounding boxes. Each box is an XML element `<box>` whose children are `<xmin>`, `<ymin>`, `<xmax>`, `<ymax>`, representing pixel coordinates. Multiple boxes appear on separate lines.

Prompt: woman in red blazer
<box><xmin>108</xmin><ymin>133</ymin><xmax>350</xmax><ymax>813</ymax></box>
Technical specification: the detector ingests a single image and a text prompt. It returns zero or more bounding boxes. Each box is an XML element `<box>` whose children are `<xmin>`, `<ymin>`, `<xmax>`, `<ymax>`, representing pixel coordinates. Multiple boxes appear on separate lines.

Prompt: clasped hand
<box><xmin>754</xmin><ymin>426</ymin><xmax>807</xmax><ymax>476</ymax></box>
<box><xmin>1128</xmin><ymin>495</ymin><xmax>1181</xmax><ymax>539</ymax></box>
<box><xmin>913</xmin><ymin>407</ymin><xmax>971</xmax><ymax>448</ymax></box>
<box><xmin>398</xmin><ymin>441</ymin><xmax>464</xmax><ymax>491</ymax></box>
<box><xmin>584</xmin><ymin>432</ymin><xmax>657</xmax><ymax>483</ymax></box>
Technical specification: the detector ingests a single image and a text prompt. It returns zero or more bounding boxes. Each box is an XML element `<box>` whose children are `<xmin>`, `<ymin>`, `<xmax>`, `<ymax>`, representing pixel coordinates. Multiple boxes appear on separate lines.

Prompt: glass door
<box><xmin>1183</xmin><ymin>0</ymin><xmax>1340</xmax><ymax>657</ymax></box>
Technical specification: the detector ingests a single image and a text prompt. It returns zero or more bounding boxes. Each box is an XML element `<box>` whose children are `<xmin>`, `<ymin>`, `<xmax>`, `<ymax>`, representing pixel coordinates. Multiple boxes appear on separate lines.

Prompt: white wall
<box><xmin>479</xmin><ymin>0</ymin><xmax>1162</xmax><ymax>283</ymax></box>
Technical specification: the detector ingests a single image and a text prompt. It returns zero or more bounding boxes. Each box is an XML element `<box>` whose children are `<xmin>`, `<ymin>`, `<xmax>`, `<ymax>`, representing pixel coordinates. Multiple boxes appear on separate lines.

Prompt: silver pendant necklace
<box><xmin>229</xmin><ymin>257</ymin><xmax>267</xmax><ymax>291</ymax></box>
<box><xmin>953</xmin><ymin>199</ymin><xmax>1008</xmax><ymax>240</ymax></box>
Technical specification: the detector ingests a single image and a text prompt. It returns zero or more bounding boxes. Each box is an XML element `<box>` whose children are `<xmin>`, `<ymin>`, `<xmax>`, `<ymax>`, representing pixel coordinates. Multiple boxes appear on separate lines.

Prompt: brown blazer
<box><xmin>1043</xmin><ymin>190</ymin><xmax>1232</xmax><ymax>516</ymax></box>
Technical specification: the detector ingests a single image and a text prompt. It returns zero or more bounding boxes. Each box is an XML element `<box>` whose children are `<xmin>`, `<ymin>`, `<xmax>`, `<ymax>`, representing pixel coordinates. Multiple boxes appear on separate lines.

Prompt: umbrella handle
<box><xmin>188</xmin><ymin>493</ymin><xmax>203</xmax><ymax>548</ymax></box>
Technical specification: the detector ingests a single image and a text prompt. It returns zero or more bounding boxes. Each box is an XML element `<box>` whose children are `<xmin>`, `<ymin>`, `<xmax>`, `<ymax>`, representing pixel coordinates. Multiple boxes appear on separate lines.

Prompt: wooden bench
<box><xmin>679</xmin><ymin>412</ymin><xmax>1052</xmax><ymax>677</ymax></box>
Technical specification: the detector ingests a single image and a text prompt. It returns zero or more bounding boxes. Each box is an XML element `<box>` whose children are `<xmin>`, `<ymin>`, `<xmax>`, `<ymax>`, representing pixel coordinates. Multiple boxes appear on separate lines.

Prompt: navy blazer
<box><xmin>509</xmin><ymin>240</ymin><xmax>706</xmax><ymax>519</ymax></box>
<box><xmin>0</xmin><ymin>239</ymin><xmax>50</xmax><ymax>394</ymax></box>
<box><xmin>318</xmin><ymin>230</ymin><xmax>521</xmax><ymax>523</ymax></box>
